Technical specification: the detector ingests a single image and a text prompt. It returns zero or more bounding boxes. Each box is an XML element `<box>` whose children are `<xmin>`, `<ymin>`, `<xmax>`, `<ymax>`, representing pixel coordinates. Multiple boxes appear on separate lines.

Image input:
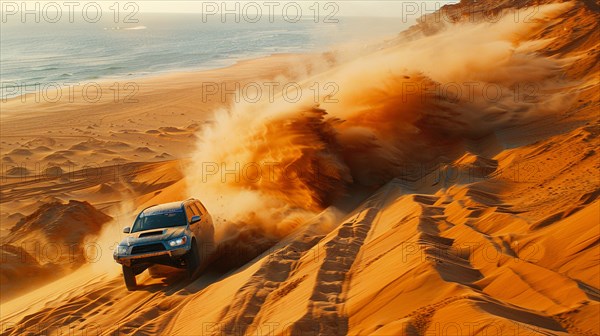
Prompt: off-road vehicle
<box><xmin>113</xmin><ymin>198</ymin><xmax>214</xmax><ymax>290</ymax></box>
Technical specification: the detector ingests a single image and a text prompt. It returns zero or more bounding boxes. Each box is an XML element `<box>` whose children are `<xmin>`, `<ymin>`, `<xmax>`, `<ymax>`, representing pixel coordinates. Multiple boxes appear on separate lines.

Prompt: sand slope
<box><xmin>1</xmin><ymin>0</ymin><xmax>599</xmax><ymax>335</ymax></box>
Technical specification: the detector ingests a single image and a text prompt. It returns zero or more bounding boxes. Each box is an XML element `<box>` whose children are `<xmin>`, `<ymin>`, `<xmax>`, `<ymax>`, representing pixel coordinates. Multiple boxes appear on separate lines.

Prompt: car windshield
<box><xmin>131</xmin><ymin>209</ymin><xmax>187</xmax><ymax>233</ymax></box>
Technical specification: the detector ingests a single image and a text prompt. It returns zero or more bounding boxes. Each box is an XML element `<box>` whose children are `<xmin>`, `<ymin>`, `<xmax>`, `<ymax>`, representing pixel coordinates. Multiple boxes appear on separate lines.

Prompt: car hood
<box><xmin>119</xmin><ymin>226</ymin><xmax>188</xmax><ymax>246</ymax></box>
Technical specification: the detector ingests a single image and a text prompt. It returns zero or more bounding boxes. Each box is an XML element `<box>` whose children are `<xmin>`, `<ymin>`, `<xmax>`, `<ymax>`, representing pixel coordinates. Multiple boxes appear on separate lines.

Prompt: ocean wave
<box><xmin>102</xmin><ymin>26</ymin><xmax>146</xmax><ymax>30</ymax></box>
<box><xmin>124</xmin><ymin>26</ymin><xmax>147</xmax><ymax>30</ymax></box>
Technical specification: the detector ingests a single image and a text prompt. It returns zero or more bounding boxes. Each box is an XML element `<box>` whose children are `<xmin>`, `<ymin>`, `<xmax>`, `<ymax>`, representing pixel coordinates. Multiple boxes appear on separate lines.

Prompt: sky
<box><xmin>1</xmin><ymin>1</ymin><xmax>459</xmax><ymax>18</ymax></box>
<box><xmin>135</xmin><ymin>1</ymin><xmax>458</xmax><ymax>16</ymax></box>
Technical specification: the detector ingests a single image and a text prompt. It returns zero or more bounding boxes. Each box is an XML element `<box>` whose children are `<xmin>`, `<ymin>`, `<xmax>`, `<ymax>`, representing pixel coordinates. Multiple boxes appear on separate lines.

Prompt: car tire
<box><xmin>148</xmin><ymin>265</ymin><xmax>166</xmax><ymax>278</ymax></box>
<box><xmin>122</xmin><ymin>265</ymin><xmax>137</xmax><ymax>291</ymax></box>
<box><xmin>186</xmin><ymin>240</ymin><xmax>200</xmax><ymax>280</ymax></box>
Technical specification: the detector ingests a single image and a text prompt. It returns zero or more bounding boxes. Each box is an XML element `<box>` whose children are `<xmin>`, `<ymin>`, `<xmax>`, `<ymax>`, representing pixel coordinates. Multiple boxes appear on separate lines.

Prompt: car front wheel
<box><xmin>185</xmin><ymin>240</ymin><xmax>200</xmax><ymax>280</ymax></box>
<box><xmin>122</xmin><ymin>265</ymin><xmax>137</xmax><ymax>291</ymax></box>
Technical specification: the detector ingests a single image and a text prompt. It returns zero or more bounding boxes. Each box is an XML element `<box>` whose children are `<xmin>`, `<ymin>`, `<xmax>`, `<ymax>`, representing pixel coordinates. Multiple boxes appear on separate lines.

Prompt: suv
<box><xmin>113</xmin><ymin>198</ymin><xmax>214</xmax><ymax>290</ymax></box>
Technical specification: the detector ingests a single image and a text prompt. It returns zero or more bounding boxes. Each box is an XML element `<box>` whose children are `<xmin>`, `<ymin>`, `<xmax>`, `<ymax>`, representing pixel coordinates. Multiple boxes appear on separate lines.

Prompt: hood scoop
<box><xmin>138</xmin><ymin>230</ymin><xmax>164</xmax><ymax>238</ymax></box>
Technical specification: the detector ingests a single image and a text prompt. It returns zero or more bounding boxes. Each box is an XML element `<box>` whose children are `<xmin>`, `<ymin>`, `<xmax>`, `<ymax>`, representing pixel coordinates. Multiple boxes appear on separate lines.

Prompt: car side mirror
<box><xmin>123</xmin><ymin>227</ymin><xmax>131</xmax><ymax>234</ymax></box>
<box><xmin>190</xmin><ymin>215</ymin><xmax>201</xmax><ymax>224</ymax></box>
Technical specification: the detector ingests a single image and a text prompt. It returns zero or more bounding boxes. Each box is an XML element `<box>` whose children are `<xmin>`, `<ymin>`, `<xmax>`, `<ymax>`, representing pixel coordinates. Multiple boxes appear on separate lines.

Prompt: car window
<box><xmin>131</xmin><ymin>210</ymin><xmax>186</xmax><ymax>232</ymax></box>
<box><xmin>184</xmin><ymin>205</ymin><xmax>196</xmax><ymax>222</ymax></box>
<box><xmin>192</xmin><ymin>203</ymin><xmax>203</xmax><ymax>216</ymax></box>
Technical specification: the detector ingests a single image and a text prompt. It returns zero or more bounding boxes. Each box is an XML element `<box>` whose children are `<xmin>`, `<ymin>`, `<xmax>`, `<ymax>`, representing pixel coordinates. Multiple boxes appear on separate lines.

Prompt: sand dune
<box><xmin>0</xmin><ymin>0</ymin><xmax>598</xmax><ymax>335</ymax></box>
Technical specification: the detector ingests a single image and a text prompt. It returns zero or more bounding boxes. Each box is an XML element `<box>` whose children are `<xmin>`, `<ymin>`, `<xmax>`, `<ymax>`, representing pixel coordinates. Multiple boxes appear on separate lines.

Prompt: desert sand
<box><xmin>1</xmin><ymin>0</ymin><xmax>599</xmax><ymax>335</ymax></box>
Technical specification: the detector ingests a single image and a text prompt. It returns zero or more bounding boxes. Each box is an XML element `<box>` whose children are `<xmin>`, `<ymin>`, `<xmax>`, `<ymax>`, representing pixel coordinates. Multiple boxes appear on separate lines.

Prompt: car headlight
<box><xmin>168</xmin><ymin>236</ymin><xmax>187</xmax><ymax>247</ymax></box>
<box><xmin>117</xmin><ymin>245</ymin><xmax>128</xmax><ymax>255</ymax></box>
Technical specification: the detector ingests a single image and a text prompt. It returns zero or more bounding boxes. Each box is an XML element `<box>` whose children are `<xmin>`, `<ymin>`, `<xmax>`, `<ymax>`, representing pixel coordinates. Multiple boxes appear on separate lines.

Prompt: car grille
<box><xmin>131</xmin><ymin>243</ymin><xmax>166</xmax><ymax>254</ymax></box>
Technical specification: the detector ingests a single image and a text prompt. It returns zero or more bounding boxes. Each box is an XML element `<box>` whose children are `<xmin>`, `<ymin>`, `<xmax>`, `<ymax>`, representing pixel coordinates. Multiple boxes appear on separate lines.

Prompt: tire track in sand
<box><xmin>290</xmin><ymin>181</ymin><xmax>397</xmax><ymax>336</ymax></box>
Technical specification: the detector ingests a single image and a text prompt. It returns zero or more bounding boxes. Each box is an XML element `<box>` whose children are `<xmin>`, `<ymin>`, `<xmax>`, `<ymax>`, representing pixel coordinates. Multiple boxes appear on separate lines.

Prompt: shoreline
<box><xmin>0</xmin><ymin>52</ymin><xmax>315</xmax><ymax>106</ymax></box>
<box><xmin>1</xmin><ymin>21</ymin><xmax>407</xmax><ymax>104</ymax></box>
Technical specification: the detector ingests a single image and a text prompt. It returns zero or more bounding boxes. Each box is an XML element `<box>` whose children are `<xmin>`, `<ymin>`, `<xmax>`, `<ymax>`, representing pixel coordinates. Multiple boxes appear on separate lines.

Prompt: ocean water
<box><xmin>0</xmin><ymin>14</ymin><xmax>409</xmax><ymax>98</ymax></box>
